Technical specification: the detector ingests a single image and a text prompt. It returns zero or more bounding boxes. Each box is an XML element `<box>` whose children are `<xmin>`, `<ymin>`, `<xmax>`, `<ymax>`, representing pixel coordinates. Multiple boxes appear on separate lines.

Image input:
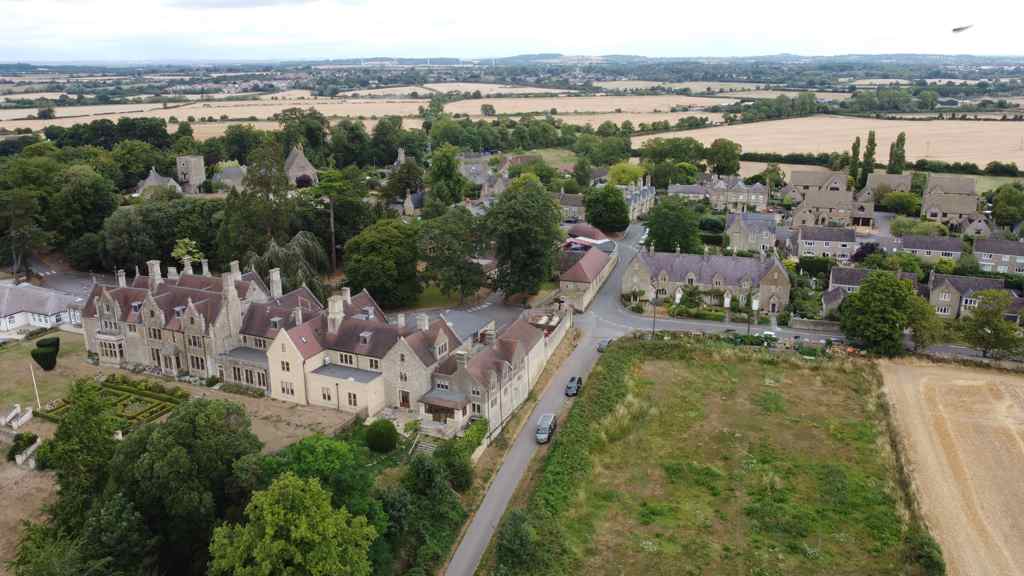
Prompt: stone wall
<box><xmin>788</xmin><ymin>318</ymin><xmax>841</xmax><ymax>332</ymax></box>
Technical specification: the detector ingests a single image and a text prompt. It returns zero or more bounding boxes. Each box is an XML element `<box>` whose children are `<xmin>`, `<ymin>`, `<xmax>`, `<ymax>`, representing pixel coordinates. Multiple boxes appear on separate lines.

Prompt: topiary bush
<box><xmin>30</xmin><ymin>346</ymin><xmax>58</xmax><ymax>371</ymax></box>
<box><xmin>365</xmin><ymin>419</ymin><xmax>399</xmax><ymax>453</ymax></box>
<box><xmin>36</xmin><ymin>336</ymin><xmax>60</xmax><ymax>352</ymax></box>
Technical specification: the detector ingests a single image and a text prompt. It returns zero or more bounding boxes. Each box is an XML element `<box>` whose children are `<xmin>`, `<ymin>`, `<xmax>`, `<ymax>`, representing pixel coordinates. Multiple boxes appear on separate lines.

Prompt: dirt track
<box><xmin>881</xmin><ymin>360</ymin><xmax>1024</xmax><ymax>576</ymax></box>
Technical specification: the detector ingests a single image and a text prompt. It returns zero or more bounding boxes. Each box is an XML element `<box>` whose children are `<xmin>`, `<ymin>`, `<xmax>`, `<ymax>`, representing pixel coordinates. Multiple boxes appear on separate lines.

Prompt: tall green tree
<box><xmin>705</xmin><ymin>138</ymin><xmax>742</xmax><ymax>175</ymax></box>
<box><xmin>857</xmin><ymin>131</ymin><xmax>877</xmax><ymax>190</ymax></box>
<box><xmin>47</xmin><ymin>165</ymin><xmax>119</xmax><ymax>248</ymax></box>
<box><xmin>991</xmin><ymin>182</ymin><xmax>1024</xmax><ymax>227</ymax></box>
<box><xmin>218</xmin><ymin>140</ymin><xmax>292</xmax><ymax>261</ymax></box>
<box><xmin>427</xmin><ymin>144</ymin><xmax>469</xmax><ymax>209</ymax></box>
<box><xmin>208</xmin><ymin>473</ymin><xmax>376</xmax><ymax>576</ymax></box>
<box><xmin>330</xmin><ymin>119</ymin><xmax>372</xmax><ymax>168</ymax></box>
<box><xmin>960</xmin><ymin>290</ymin><xmax>1022</xmax><ymax>358</ymax></box>
<box><xmin>108</xmin><ymin>399</ymin><xmax>262</xmax><ymax>575</ymax></box>
<box><xmin>887</xmin><ymin>132</ymin><xmax>907</xmax><ymax>174</ymax></box>
<box><xmin>0</xmin><ymin>188</ymin><xmax>51</xmax><ymax>277</ymax></box>
<box><xmin>645</xmin><ymin>196</ymin><xmax>702</xmax><ymax>253</ymax></box>
<box><xmin>344</xmin><ymin>219</ymin><xmax>421</xmax><ymax>309</ymax></box>
<box><xmin>572</xmin><ymin>157</ymin><xmax>593</xmax><ymax>188</ymax></box>
<box><xmin>607</xmin><ymin>161</ymin><xmax>645</xmax><ymax>186</ymax></box>
<box><xmin>839</xmin><ymin>270</ymin><xmax>916</xmax><ymax>356</ymax></box>
<box><xmin>419</xmin><ymin>206</ymin><xmax>484</xmax><ymax>304</ymax></box>
<box><xmin>907</xmin><ymin>295</ymin><xmax>944</xmax><ymax>352</ymax></box>
<box><xmin>584</xmin><ymin>185</ymin><xmax>629</xmax><ymax>233</ymax></box>
<box><xmin>9</xmin><ymin>523</ymin><xmax>109</xmax><ymax>576</ymax></box>
<box><xmin>80</xmin><ymin>492</ymin><xmax>157</xmax><ymax>576</ymax></box>
<box><xmin>486</xmin><ymin>174</ymin><xmax>562</xmax><ymax>296</ymax></box>
<box><xmin>384</xmin><ymin>158</ymin><xmax>424</xmax><ymax>205</ymax></box>
<box><xmin>246</xmin><ymin>231</ymin><xmax>329</xmax><ymax>302</ymax></box>
<box><xmin>849</xmin><ymin>136</ymin><xmax>861</xmax><ymax>185</ymax></box>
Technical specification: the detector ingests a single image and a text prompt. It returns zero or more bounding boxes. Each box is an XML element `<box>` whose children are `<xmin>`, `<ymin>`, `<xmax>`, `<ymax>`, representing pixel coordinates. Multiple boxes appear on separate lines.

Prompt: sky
<box><xmin>0</xmin><ymin>0</ymin><xmax>1019</xmax><ymax>63</ymax></box>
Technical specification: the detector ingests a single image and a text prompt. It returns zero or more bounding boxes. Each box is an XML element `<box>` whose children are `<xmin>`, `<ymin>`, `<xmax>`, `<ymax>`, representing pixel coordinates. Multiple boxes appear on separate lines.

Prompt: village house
<box><xmin>556</xmin><ymin>191</ymin><xmax>585</xmax><ymax>222</ymax></box>
<box><xmin>666</xmin><ymin>183</ymin><xmax>709</xmax><ymax>202</ymax></box>
<box><xmin>618</xmin><ymin>180</ymin><xmax>656</xmax><ymax>220</ymax></box>
<box><xmin>134</xmin><ymin>166</ymin><xmax>182</xmax><ymax>197</ymax></box>
<box><xmin>790</xmin><ymin>171</ymin><xmax>873</xmax><ymax>227</ymax></box>
<box><xmin>211</xmin><ymin>165</ymin><xmax>247</xmax><ymax>192</ymax></box>
<box><xmin>963</xmin><ymin>218</ymin><xmax>993</xmax><ymax>239</ymax></box>
<box><xmin>0</xmin><ymin>283</ymin><xmax>82</xmax><ymax>334</ymax></box>
<box><xmin>176</xmin><ymin>155</ymin><xmax>206</xmax><ymax>195</ymax></box>
<box><xmin>622</xmin><ymin>249</ymin><xmax>791</xmax><ymax>314</ymax></box>
<box><xmin>974</xmin><ymin>238</ymin><xmax>1024</xmax><ymax>274</ymax></box>
<box><xmin>285</xmin><ymin>145</ymin><xmax>319</xmax><ymax>188</ymax></box>
<box><xmin>898</xmin><ymin>235</ymin><xmax>963</xmax><ymax>263</ymax></box>
<box><xmin>797</xmin><ymin>226</ymin><xmax>859</xmax><ymax>261</ymax></box>
<box><xmin>559</xmin><ymin>245</ymin><xmax>617</xmax><ymax>311</ymax></box>
<box><xmin>725</xmin><ymin>212</ymin><xmax>777</xmax><ymax>253</ymax></box>
<box><xmin>863</xmin><ymin>173</ymin><xmax>913</xmax><ymax>200</ymax></box>
<box><xmin>666</xmin><ymin>176</ymin><xmax>768</xmax><ymax>212</ymax></box>
<box><xmin>821</xmin><ymin>267</ymin><xmax>918</xmax><ymax>317</ymax></box>
<box><xmin>928</xmin><ymin>273</ymin><xmax>1006</xmax><ymax>318</ymax></box>
<box><xmin>921</xmin><ymin>175</ymin><xmax>978</xmax><ymax>226</ymax></box>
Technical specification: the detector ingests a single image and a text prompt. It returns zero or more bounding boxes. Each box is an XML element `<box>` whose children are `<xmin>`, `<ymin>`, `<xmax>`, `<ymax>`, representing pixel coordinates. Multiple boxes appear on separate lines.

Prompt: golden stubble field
<box><xmin>880</xmin><ymin>360</ymin><xmax>1024</xmax><ymax>576</ymax></box>
<box><xmin>633</xmin><ymin>115</ymin><xmax>1024</xmax><ymax>165</ymax></box>
<box><xmin>444</xmin><ymin>94</ymin><xmax>734</xmax><ymax>115</ymax></box>
<box><xmin>594</xmin><ymin>80</ymin><xmax>762</xmax><ymax>92</ymax></box>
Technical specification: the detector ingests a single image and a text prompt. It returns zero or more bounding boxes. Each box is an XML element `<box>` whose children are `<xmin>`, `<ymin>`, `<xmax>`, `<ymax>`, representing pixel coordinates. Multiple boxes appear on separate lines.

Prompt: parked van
<box><xmin>535</xmin><ymin>413</ymin><xmax>558</xmax><ymax>444</ymax></box>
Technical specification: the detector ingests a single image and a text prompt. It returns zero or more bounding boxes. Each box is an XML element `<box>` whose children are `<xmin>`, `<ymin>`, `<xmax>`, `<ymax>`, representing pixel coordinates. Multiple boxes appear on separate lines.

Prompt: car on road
<box><xmin>535</xmin><ymin>413</ymin><xmax>558</xmax><ymax>444</ymax></box>
<box><xmin>758</xmin><ymin>331</ymin><xmax>777</xmax><ymax>340</ymax></box>
<box><xmin>597</xmin><ymin>338</ymin><xmax>613</xmax><ymax>352</ymax></box>
<box><xmin>565</xmin><ymin>376</ymin><xmax>584</xmax><ymax>396</ymax></box>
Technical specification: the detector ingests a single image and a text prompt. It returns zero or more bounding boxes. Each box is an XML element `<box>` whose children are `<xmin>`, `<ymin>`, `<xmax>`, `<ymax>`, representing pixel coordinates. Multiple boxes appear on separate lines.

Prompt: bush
<box><xmin>6</xmin><ymin>432</ymin><xmax>38</xmax><ymax>461</ymax></box>
<box><xmin>220</xmin><ymin>383</ymin><xmax>265</xmax><ymax>398</ymax></box>
<box><xmin>36</xmin><ymin>336</ymin><xmax>60</xmax><ymax>352</ymax></box>
<box><xmin>30</xmin><ymin>346</ymin><xmax>58</xmax><ymax>371</ymax></box>
<box><xmin>905</xmin><ymin>526</ymin><xmax>946</xmax><ymax>576</ymax></box>
<box><xmin>365</xmin><ymin>419</ymin><xmax>400</xmax><ymax>453</ymax></box>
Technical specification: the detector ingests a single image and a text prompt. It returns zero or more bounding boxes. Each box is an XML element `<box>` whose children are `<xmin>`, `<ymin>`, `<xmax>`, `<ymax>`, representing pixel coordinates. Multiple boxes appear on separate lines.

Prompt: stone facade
<box><xmin>975</xmin><ymin>238</ymin><xmax>1024</xmax><ymax>274</ymax></box>
<box><xmin>796</xmin><ymin>226</ymin><xmax>858</xmax><ymax>262</ymax></box>
<box><xmin>725</xmin><ymin>212</ymin><xmax>777</xmax><ymax>253</ymax></box>
<box><xmin>176</xmin><ymin>155</ymin><xmax>206</xmax><ymax>195</ymax></box>
<box><xmin>928</xmin><ymin>273</ymin><xmax>1006</xmax><ymax>318</ymax></box>
<box><xmin>921</xmin><ymin>175</ymin><xmax>978</xmax><ymax>226</ymax></box>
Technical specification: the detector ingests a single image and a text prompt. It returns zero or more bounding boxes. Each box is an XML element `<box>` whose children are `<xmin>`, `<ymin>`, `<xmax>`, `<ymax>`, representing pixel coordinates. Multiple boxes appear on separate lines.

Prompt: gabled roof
<box><xmin>636</xmin><ymin>252</ymin><xmax>781</xmax><ymax>286</ymax></box>
<box><xmin>136</xmin><ymin>167</ymin><xmax>181</xmax><ymax>195</ymax></box>
<box><xmin>799</xmin><ymin>226</ymin><xmax>856</xmax><ymax>242</ymax></box>
<box><xmin>285</xmin><ymin>146</ymin><xmax>316</xmax><ymax>178</ymax></box>
<box><xmin>560</xmin><ymin>248</ymin><xmax>610</xmax><ymax>283</ymax></box>
<box><xmin>434</xmin><ymin>317</ymin><xmax>543</xmax><ymax>388</ymax></box>
<box><xmin>865</xmin><ymin>173</ymin><xmax>913</xmax><ymax>193</ymax></box>
<box><xmin>567</xmin><ymin>223</ymin><xmax>607</xmax><ymax>241</ymax></box>
<box><xmin>791</xmin><ymin>171</ymin><xmax>840</xmax><ymax>188</ymax></box>
<box><xmin>974</xmin><ymin>238</ymin><xmax>1024</xmax><ymax>258</ymax></box>
<box><xmin>726</xmin><ymin>212</ymin><xmax>777</xmax><ymax>233</ymax></box>
<box><xmin>0</xmin><ymin>284</ymin><xmax>81</xmax><ymax>317</ymax></box>
<box><xmin>241</xmin><ymin>286</ymin><xmax>324</xmax><ymax>339</ymax></box>
<box><xmin>930</xmin><ymin>273</ymin><xmax>1005</xmax><ymax>296</ymax></box>
<box><xmin>925</xmin><ymin>174</ymin><xmax>975</xmax><ymax>196</ymax></box>
<box><xmin>829</xmin><ymin>267</ymin><xmax>918</xmax><ymax>289</ymax></box>
<box><xmin>900</xmin><ymin>235</ymin><xmax>963</xmax><ymax>253</ymax></box>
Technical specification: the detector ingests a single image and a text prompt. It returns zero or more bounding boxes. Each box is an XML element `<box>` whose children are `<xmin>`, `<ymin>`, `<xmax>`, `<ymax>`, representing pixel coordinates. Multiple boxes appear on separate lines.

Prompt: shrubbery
<box><xmin>365</xmin><ymin>419</ymin><xmax>399</xmax><ymax>453</ymax></box>
<box><xmin>36</xmin><ymin>336</ymin><xmax>60</xmax><ymax>352</ymax></box>
<box><xmin>6</xmin><ymin>432</ymin><xmax>38</xmax><ymax>461</ymax></box>
<box><xmin>30</xmin><ymin>346</ymin><xmax>58</xmax><ymax>371</ymax></box>
<box><xmin>220</xmin><ymin>383</ymin><xmax>265</xmax><ymax>398</ymax></box>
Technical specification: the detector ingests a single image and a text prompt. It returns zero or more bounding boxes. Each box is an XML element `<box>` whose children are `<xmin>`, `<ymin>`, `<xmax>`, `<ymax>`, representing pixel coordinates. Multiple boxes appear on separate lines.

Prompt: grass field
<box><xmin>594</xmin><ymin>80</ymin><xmax>763</xmax><ymax>92</ymax></box>
<box><xmin>0</xmin><ymin>332</ymin><xmax>114</xmax><ymax>408</ymax></box>
<box><xmin>634</xmin><ymin>114</ymin><xmax>1024</xmax><ymax>166</ymax></box>
<box><xmin>507</xmin><ymin>339</ymin><xmax>938</xmax><ymax>576</ymax></box>
<box><xmin>444</xmin><ymin>95</ymin><xmax>734</xmax><ymax>116</ymax></box>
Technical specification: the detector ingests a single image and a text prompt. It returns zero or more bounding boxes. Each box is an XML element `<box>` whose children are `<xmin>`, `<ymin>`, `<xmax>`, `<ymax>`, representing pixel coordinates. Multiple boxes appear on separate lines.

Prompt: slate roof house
<box><xmin>0</xmin><ymin>284</ymin><xmax>82</xmax><ymax>333</ymax></box>
<box><xmin>134</xmin><ymin>167</ymin><xmax>182</xmax><ymax>197</ymax></box>
<box><xmin>921</xmin><ymin>175</ymin><xmax>978</xmax><ymax>226</ymax></box>
<box><xmin>556</xmin><ymin>192</ymin><xmax>585</xmax><ymax>222</ymax></box>
<box><xmin>623</xmin><ymin>249</ymin><xmax>791</xmax><ymax>314</ymax></box>
<box><xmin>821</xmin><ymin>267</ymin><xmax>918</xmax><ymax>317</ymax></box>
<box><xmin>928</xmin><ymin>273</ymin><xmax>1007</xmax><ymax>318</ymax></box>
<box><xmin>863</xmin><ymin>173</ymin><xmax>913</xmax><ymax>201</ymax></box>
<box><xmin>285</xmin><ymin>145</ymin><xmax>319</xmax><ymax>188</ymax></box>
<box><xmin>667</xmin><ymin>176</ymin><xmax>768</xmax><ymax>212</ymax></box>
<box><xmin>898</xmin><ymin>235</ymin><xmax>963</xmax><ymax>263</ymax></box>
<box><xmin>797</xmin><ymin>226</ymin><xmax>858</xmax><ymax>261</ymax></box>
<box><xmin>974</xmin><ymin>238</ymin><xmax>1024</xmax><ymax>274</ymax></box>
<box><xmin>211</xmin><ymin>165</ymin><xmax>247</xmax><ymax>192</ymax></box>
<box><xmin>725</xmin><ymin>212</ymin><xmax>777</xmax><ymax>253</ymax></box>
<box><xmin>791</xmin><ymin>171</ymin><xmax>873</xmax><ymax>227</ymax></box>
<box><xmin>618</xmin><ymin>180</ymin><xmax>656</xmax><ymax>220</ymax></box>
<box><xmin>560</xmin><ymin>246</ymin><xmax>616</xmax><ymax>311</ymax></box>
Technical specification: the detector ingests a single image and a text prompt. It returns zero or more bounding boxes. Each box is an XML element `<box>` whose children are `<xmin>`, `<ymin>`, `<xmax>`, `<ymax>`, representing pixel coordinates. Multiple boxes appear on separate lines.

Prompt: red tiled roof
<box><xmin>567</xmin><ymin>223</ymin><xmax>607</xmax><ymax>241</ymax></box>
<box><xmin>560</xmin><ymin>248</ymin><xmax>610</xmax><ymax>284</ymax></box>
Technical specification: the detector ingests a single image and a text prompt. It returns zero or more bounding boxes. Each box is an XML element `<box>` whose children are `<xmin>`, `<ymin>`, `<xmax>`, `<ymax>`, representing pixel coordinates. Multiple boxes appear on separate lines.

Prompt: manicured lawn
<box><xmin>501</xmin><ymin>339</ymin><xmax>937</xmax><ymax>575</ymax></box>
<box><xmin>0</xmin><ymin>332</ymin><xmax>113</xmax><ymax>408</ymax></box>
<box><xmin>533</xmin><ymin>148</ymin><xmax>578</xmax><ymax>167</ymax></box>
<box><xmin>413</xmin><ymin>284</ymin><xmax>463</xmax><ymax>310</ymax></box>
<box><xmin>969</xmin><ymin>173</ymin><xmax>1021</xmax><ymax>194</ymax></box>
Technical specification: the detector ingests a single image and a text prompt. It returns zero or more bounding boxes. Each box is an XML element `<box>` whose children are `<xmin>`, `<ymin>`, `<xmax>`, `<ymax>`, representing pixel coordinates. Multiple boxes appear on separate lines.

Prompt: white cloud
<box><xmin>0</xmin><ymin>0</ymin><xmax>1018</xmax><ymax>62</ymax></box>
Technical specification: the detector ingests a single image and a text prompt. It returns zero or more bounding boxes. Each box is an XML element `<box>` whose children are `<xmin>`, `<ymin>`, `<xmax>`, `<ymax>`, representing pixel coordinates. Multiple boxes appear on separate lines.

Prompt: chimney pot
<box><xmin>116</xmin><ymin>269</ymin><xmax>127</xmax><ymax>288</ymax></box>
<box><xmin>396</xmin><ymin>313</ymin><xmax>406</xmax><ymax>328</ymax></box>
<box><xmin>168</xmin><ymin>266</ymin><xmax>179</xmax><ymax>280</ymax></box>
<box><xmin>455</xmin><ymin>351</ymin><xmax>468</xmax><ymax>368</ymax></box>
<box><xmin>229</xmin><ymin>260</ymin><xmax>241</xmax><ymax>282</ymax></box>
<box><xmin>269</xmin><ymin>268</ymin><xmax>283</xmax><ymax>299</ymax></box>
<box><xmin>341</xmin><ymin>287</ymin><xmax>352</xmax><ymax>305</ymax></box>
<box><xmin>146</xmin><ymin>260</ymin><xmax>162</xmax><ymax>291</ymax></box>
<box><xmin>327</xmin><ymin>294</ymin><xmax>345</xmax><ymax>332</ymax></box>
<box><xmin>293</xmin><ymin>306</ymin><xmax>303</xmax><ymax>325</ymax></box>
<box><xmin>182</xmin><ymin>256</ymin><xmax>193</xmax><ymax>275</ymax></box>
<box><xmin>484</xmin><ymin>329</ymin><xmax>496</xmax><ymax>346</ymax></box>
<box><xmin>201</xmin><ymin>259</ymin><xmax>211</xmax><ymax>276</ymax></box>
<box><xmin>416</xmin><ymin>313</ymin><xmax>429</xmax><ymax>332</ymax></box>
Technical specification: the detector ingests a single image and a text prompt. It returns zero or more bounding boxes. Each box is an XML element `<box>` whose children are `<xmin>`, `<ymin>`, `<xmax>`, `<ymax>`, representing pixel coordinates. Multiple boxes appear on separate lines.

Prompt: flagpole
<box><xmin>30</xmin><ymin>363</ymin><xmax>41</xmax><ymax>410</ymax></box>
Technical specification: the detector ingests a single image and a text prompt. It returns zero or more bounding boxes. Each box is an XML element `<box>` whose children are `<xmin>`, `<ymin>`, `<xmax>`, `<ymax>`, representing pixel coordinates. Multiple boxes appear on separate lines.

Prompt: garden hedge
<box><xmin>30</xmin><ymin>346</ymin><xmax>58</xmax><ymax>371</ymax></box>
<box><xmin>36</xmin><ymin>336</ymin><xmax>60</xmax><ymax>352</ymax></box>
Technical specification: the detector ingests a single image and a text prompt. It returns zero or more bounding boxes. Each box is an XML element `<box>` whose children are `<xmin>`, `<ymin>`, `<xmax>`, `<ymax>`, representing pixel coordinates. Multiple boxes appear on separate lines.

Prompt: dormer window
<box><xmin>360</xmin><ymin>331</ymin><xmax>372</xmax><ymax>345</ymax></box>
<box><xmin>270</xmin><ymin>317</ymin><xmax>282</xmax><ymax>330</ymax></box>
<box><xmin>130</xmin><ymin>302</ymin><xmax>141</xmax><ymax>314</ymax></box>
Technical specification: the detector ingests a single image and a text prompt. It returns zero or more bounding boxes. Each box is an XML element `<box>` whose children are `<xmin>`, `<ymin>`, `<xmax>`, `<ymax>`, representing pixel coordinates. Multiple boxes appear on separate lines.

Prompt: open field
<box><xmin>445</xmin><ymin>94</ymin><xmax>734</xmax><ymax>116</ymax></box>
<box><xmin>851</xmin><ymin>78</ymin><xmax>912</xmax><ymax>86</ymax></box>
<box><xmin>258</xmin><ymin>89</ymin><xmax>314</xmax><ymax>99</ymax></box>
<box><xmin>537</xmin><ymin>342</ymin><xmax>925</xmax><ymax>575</ymax></box>
<box><xmin>423</xmin><ymin>82</ymin><xmax>571</xmax><ymax>94</ymax></box>
<box><xmin>738</xmin><ymin>160</ymin><xmax>830</xmax><ymax>177</ymax></box>
<box><xmin>0</xmin><ymin>92</ymin><xmax>68</xmax><ymax>101</ymax></box>
<box><xmin>0</xmin><ymin>102</ymin><xmax>166</xmax><ymax>121</ymax></box>
<box><xmin>633</xmin><ymin>115</ymin><xmax>1024</xmax><ymax>166</ymax></box>
<box><xmin>594</xmin><ymin>80</ymin><xmax>762</xmax><ymax>92</ymax></box>
<box><xmin>730</xmin><ymin>90</ymin><xmax>852</xmax><ymax>101</ymax></box>
<box><xmin>0</xmin><ymin>332</ymin><xmax>118</xmax><ymax>408</ymax></box>
<box><xmin>881</xmin><ymin>359</ymin><xmax>1024</xmax><ymax>576</ymax></box>
<box><xmin>337</xmin><ymin>85</ymin><xmax>426</xmax><ymax>97</ymax></box>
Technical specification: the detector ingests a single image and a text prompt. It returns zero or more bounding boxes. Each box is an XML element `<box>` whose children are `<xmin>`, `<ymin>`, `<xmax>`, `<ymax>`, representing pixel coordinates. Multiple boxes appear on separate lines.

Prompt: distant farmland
<box><xmin>443</xmin><ymin>95</ymin><xmax>734</xmax><ymax>116</ymax></box>
<box><xmin>633</xmin><ymin>115</ymin><xmax>1024</xmax><ymax>166</ymax></box>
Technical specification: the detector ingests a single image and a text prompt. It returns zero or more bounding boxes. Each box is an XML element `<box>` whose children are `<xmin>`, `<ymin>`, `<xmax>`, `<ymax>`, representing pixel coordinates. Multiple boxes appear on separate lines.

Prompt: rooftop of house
<box><xmin>900</xmin><ymin>235</ymin><xmax>964</xmax><ymax>253</ymax></box>
<box><xmin>791</xmin><ymin>170</ymin><xmax>846</xmax><ymax>189</ymax></box>
<box><xmin>930</xmin><ymin>273</ymin><xmax>1005</xmax><ymax>296</ymax></box>
<box><xmin>799</xmin><ymin>226</ymin><xmax>856</xmax><ymax>243</ymax></box>
<box><xmin>925</xmin><ymin>174</ymin><xmax>976</xmax><ymax>196</ymax></box>
<box><xmin>829</xmin><ymin>267</ymin><xmax>918</xmax><ymax>289</ymax></box>
<box><xmin>567</xmin><ymin>222</ymin><xmax>607</xmax><ymax>241</ymax></box>
<box><xmin>636</xmin><ymin>251</ymin><xmax>782</xmax><ymax>286</ymax></box>
<box><xmin>560</xmin><ymin>247</ymin><xmax>610</xmax><ymax>284</ymax></box>
<box><xmin>726</xmin><ymin>212</ymin><xmax>777</xmax><ymax>232</ymax></box>
<box><xmin>864</xmin><ymin>172</ymin><xmax>913</xmax><ymax>193</ymax></box>
<box><xmin>0</xmin><ymin>283</ymin><xmax>82</xmax><ymax>318</ymax></box>
<box><xmin>974</xmin><ymin>238</ymin><xmax>1024</xmax><ymax>257</ymax></box>
<box><xmin>284</xmin><ymin>145</ymin><xmax>316</xmax><ymax>177</ymax></box>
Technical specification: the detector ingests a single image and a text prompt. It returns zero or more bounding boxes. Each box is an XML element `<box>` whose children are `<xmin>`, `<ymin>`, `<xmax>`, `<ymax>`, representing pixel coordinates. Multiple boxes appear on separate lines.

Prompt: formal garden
<box><xmin>36</xmin><ymin>374</ymin><xmax>188</xmax><ymax>430</ymax></box>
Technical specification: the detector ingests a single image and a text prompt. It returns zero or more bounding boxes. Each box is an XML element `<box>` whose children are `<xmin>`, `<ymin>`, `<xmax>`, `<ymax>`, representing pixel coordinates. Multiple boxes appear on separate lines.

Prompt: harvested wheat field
<box><xmin>0</xmin><ymin>102</ymin><xmax>167</xmax><ymax>122</ymax></box>
<box><xmin>422</xmin><ymin>82</ymin><xmax>571</xmax><ymax>94</ymax></box>
<box><xmin>337</xmin><ymin>85</ymin><xmax>426</xmax><ymax>97</ymax></box>
<box><xmin>881</xmin><ymin>359</ymin><xmax>1024</xmax><ymax>576</ymax></box>
<box><xmin>445</xmin><ymin>94</ymin><xmax>733</xmax><ymax>116</ymax></box>
<box><xmin>633</xmin><ymin>115</ymin><xmax>1024</xmax><ymax>166</ymax></box>
<box><xmin>731</xmin><ymin>90</ymin><xmax>852</xmax><ymax>101</ymax></box>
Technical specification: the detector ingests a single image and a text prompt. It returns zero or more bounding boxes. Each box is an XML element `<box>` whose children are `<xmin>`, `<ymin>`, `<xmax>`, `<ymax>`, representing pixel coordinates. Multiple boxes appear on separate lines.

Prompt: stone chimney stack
<box><xmin>416</xmin><ymin>313</ymin><xmax>429</xmax><ymax>332</ymax></box>
<box><xmin>327</xmin><ymin>295</ymin><xmax>345</xmax><ymax>333</ymax></box>
<box><xmin>455</xmin><ymin>350</ymin><xmax>468</xmax><ymax>369</ymax></box>
<box><xmin>168</xmin><ymin>266</ymin><xmax>179</xmax><ymax>280</ymax></box>
<box><xmin>182</xmin><ymin>256</ymin><xmax>194</xmax><ymax>276</ymax></box>
<box><xmin>269</xmin><ymin>268</ymin><xmax>283</xmax><ymax>299</ymax></box>
<box><xmin>341</xmin><ymin>287</ymin><xmax>352</xmax><ymax>306</ymax></box>
<box><xmin>229</xmin><ymin>260</ymin><xmax>242</xmax><ymax>282</ymax></box>
<box><xmin>222</xmin><ymin>272</ymin><xmax>242</xmax><ymax>334</ymax></box>
<box><xmin>116</xmin><ymin>269</ymin><xmax>127</xmax><ymax>288</ymax></box>
<box><xmin>293</xmin><ymin>306</ymin><xmax>303</xmax><ymax>325</ymax></box>
<box><xmin>484</xmin><ymin>328</ymin><xmax>497</xmax><ymax>346</ymax></box>
<box><xmin>396</xmin><ymin>313</ymin><xmax>406</xmax><ymax>328</ymax></box>
<box><xmin>675</xmin><ymin>244</ymin><xmax>680</xmax><ymax>254</ymax></box>
<box><xmin>201</xmin><ymin>259</ymin><xmax>211</xmax><ymax>277</ymax></box>
<box><xmin>146</xmin><ymin>260</ymin><xmax>162</xmax><ymax>291</ymax></box>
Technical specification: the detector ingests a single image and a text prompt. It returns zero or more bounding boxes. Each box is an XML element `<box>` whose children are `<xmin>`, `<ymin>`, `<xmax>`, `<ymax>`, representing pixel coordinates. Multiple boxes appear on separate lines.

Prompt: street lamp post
<box><xmin>650</xmin><ymin>281</ymin><xmax>657</xmax><ymax>338</ymax></box>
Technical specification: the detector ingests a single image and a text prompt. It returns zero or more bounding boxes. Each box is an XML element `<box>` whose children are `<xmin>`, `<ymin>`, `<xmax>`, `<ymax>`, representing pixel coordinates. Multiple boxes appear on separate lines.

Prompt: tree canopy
<box><xmin>839</xmin><ymin>270</ymin><xmax>922</xmax><ymax>356</ymax></box>
<box><xmin>344</xmin><ymin>219</ymin><xmax>421</xmax><ymax>309</ymax></box>
<box><xmin>645</xmin><ymin>196</ymin><xmax>702</xmax><ymax>253</ymax></box>
<box><xmin>487</xmin><ymin>174</ymin><xmax>562</xmax><ymax>295</ymax></box>
<box><xmin>584</xmin><ymin>185</ymin><xmax>629</xmax><ymax>233</ymax></box>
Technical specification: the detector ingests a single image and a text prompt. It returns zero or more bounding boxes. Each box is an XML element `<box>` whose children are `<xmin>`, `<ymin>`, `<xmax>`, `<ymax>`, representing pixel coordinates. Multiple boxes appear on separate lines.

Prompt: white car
<box><xmin>758</xmin><ymin>331</ymin><xmax>777</xmax><ymax>340</ymax></box>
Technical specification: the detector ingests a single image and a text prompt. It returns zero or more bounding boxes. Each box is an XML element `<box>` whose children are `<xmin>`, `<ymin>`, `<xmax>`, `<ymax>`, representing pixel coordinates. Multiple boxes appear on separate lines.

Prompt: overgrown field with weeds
<box><xmin>491</xmin><ymin>337</ymin><xmax>943</xmax><ymax>576</ymax></box>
